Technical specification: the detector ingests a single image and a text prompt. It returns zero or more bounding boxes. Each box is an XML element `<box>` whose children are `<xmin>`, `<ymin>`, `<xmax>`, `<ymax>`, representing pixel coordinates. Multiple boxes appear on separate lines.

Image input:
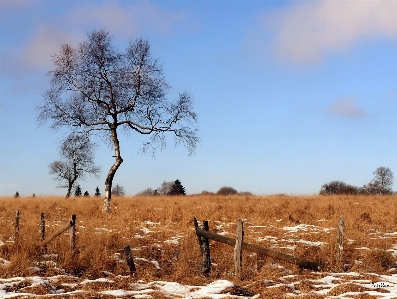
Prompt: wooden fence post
<box><xmin>201</xmin><ymin>220</ymin><xmax>211</xmax><ymax>275</ymax></box>
<box><xmin>193</xmin><ymin>217</ymin><xmax>211</xmax><ymax>275</ymax></box>
<box><xmin>124</xmin><ymin>245</ymin><xmax>137</xmax><ymax>275</ymax></box>
<box><xmin>234</xmin><ymin>220</ymin><xmax>244</xmax><ymax>280</ymax></box>
<box><xmin>70</xmin><ymin>214</ymin><xmax>76</xmax><ymax>254</ymax></box>
<box><xmin>337</xmin><ymin>218</ymin><xmax>345</xmax><ymax>263</ymax></box>
<box><xmin>14</xmin><ymin>210</ymin><xmax>19</xmax><ymax>240</ymax></box>
<box><xmin>40</xmin><ymin>213</ymin><xmax>45</xmax><ymax>241</ymax></box>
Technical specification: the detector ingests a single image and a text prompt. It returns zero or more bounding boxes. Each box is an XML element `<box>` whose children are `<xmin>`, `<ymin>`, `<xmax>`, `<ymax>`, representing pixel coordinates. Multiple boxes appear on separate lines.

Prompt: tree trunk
<box><xmin>103</xmin><ymin>127</ymin><xmax>123</xmax><ymax>213</ymax></box>
<box><xmin>66</xmin><ymin>186</ymin><xmax>71</xmax><ymax>198</ymax></box>
<box><xmin>66</xmin><ymin>162</ymin><xmax>78</xmax><ymax>198</ymax></box>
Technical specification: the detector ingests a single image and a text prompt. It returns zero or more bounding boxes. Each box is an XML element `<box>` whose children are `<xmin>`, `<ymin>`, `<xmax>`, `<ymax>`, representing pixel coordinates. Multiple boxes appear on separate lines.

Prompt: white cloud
<box><xmin>66</xmin><ymin>1</ymin><xmax>186</xmax><ymax>37</ymax></box>
<box><xmin>259</xmin><ymin>0</ymin><xmax>397</xmax><ymax>64</ymax></box>
<box><xmin>22</xmin><ymin>26</ymin><xmax>83</xmax><ymax>71</ymax></box>
<box><xmin>1</xmin><ymin>1</ymin><xmax>188</xmax><ymax>76</ymax></box>
<box><xmin>327</xmin><ymin>97</ymin><xmax>367</xmax><ymax>118</ymax></box>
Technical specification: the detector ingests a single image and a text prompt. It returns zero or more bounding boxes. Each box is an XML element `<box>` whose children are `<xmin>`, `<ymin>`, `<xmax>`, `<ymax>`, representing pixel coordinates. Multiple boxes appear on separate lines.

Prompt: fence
<box><xmin>12</xmin><ymin>211</ymin><xmax>136</xmax><ymax>275</ymax></box>
<box><xmin>14</xmin><ymin>210</ymin><xmax>77</xmax><ymax>254</ymax></box>
<box><xmin>193</xmin><ymin>217</ymin><xmax>346</xmax><ymax>277</ymax></box>
<box><xmin>11</xmin><ymin>211</ymin><xmax>346</xmax><ymax>277</ymax></box>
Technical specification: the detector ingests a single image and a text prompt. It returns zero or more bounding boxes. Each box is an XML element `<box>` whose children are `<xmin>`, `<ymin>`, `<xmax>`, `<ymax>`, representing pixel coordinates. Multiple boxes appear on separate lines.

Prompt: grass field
<box><xmin>0</xmin><ymin>194</ymin><xmax>396</xmax><ymax>298</ymax></box>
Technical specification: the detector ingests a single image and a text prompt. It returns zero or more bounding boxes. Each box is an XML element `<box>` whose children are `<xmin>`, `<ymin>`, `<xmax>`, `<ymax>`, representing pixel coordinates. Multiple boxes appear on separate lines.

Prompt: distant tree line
<box><xmin>137</xmin><ymin>180</ymin><xmax>186</xmax><ymax>196</ymax></box>
<box><xmin>201</xmin><ymin>186</ymin><xmax>252</xmax><ymax>196</ymax></box>
<box><xmin>72</xmin><ymin>185</ymin><xmax>124</xmax><ymax>197</ymax></box>
<box><xmin>320</xmin><ymin>166</ymin><xmax>395</xmax><ymax>195</ymax></box>
<box><xmin>137</xmin><ymin>183</ymin><xmax>252</xmax><ymax>196</ymax></box>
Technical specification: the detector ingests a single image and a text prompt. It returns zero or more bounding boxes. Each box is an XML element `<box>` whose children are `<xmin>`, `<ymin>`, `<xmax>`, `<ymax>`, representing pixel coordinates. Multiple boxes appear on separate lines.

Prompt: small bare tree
<box><xmin>111</xmin><ymin>184</ymin><xmax>125</xmax><ymax>196</ymax></box>
<box><xmin>136</xmin><ymin>188</ymin><xmax>155</xmax><ymax>196</ymax></box>
<box><xmin>49</xmin><ymin>133</ymin><xmax>100</xmax><ymax>197</ymax></box>
<box><xmin>370</xmin><ymin>166</ymin><xmax>394</xmax><ymax>194</ymax></box>
<box><xmin>38</xmin><ymin>29</ymin><xmax>198</xmax><ymax>212</ymax></box>
<box><xmin>156</xmin><ymin>181</ymin><xmax>174</xmax><ymax>195</ymax></box>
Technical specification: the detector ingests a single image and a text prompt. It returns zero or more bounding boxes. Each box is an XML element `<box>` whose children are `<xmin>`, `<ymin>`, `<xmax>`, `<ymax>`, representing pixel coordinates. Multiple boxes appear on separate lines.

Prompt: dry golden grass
<box><xmin>0</xmin><ymin>194</ymin><xmax>396</xmax><ymax>288</ymax></box>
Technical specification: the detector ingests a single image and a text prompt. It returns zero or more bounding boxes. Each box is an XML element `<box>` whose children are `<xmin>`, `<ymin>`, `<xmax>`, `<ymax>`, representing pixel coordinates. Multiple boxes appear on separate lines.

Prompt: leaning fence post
<box><xmin>234</xmin><ymin>219</ymin><xmax>244</xmax><ymax>280</ymax></box>
<box><xmin>336</xmin><ymin>218</ymin><xmax>345</xmax><ymax>263</ymax></box>
<box><xmin>201</xmin><ymin>220</ymin><xmax>211</xmax><ymax>275</ymax></box>
<box><xmin>14</xmin><ymin>210</ymin><xmax>20</xmax><ymax>240</ymax></box>
<box><xmin>70</xmin><ymin>214</ymin><xmax>76</xmax><ymax>254</ymax></box>
<box><xmin>40</xmin><ymin>213</ymin><xmax>45</xmax><ymax>241</ymax></box>
<box><xmin>124</xmin><ymin>245</ymin><xmax>137</xmax><ymax>275</ymax></box>
<box><xmin>193</xmin><ymin>217</ymin><xmax>211</xmax><ymax>275</ymax></box>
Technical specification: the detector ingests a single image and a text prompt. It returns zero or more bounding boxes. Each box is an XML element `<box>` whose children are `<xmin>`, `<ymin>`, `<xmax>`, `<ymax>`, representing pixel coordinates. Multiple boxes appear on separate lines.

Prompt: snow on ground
<box><xmin>1</xmin><ymin>272</ymin><xmax>396</xmax><ymax>298</ymax></box>
<box><xmin>1</xmin><ymin>221</ymin><xmax>397</xmax><ymax>298</ymax></box>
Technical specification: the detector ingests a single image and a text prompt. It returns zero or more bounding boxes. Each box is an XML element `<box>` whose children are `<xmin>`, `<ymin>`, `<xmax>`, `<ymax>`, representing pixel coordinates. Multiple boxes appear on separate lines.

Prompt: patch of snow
<box><xmin>256</xmin><ymin>236</ymin><xmax>277</xmax><ymax>243</ymax></box>
<box><xmin>140</xmin><ymin>227</ymin><xmax>152</xmax><ymax>234</ymax></box>
<box><xmin>145</xmin><ymin>221</ymin><xmax>160</xmax><ymax>226</ymax></box>
<box><xmin>276</xmin><ymin>245</ymin><xmax>297</xmax><ymax>251</ymax></box>
<box><xmin>81</xmin><ymin>277</ymin><xmax>114</xmax><ymax>284</ymax></box>
<box><xmin>101</xmin><ymin>289</ymin><xmax>153</xmax><ymax>297</ymax></box>
<box><xmin>164</xmin><ymin>238</ymin><xmax>179</xmax><ymax>245</ymax></box>
<box><xmin>282</xmin><ymin>224</ymin><xmax>331</xmax><ymax>233</ymax></box>
<box><xmin>0</xmin><ymin>258</ymin><xmax>10</xmax><ymax>267</ymax></box>
<box><xmin>296</xmin><ymin>240</ymin><xmax>324</xmax><ymax>246</ymax></box>
<box><xmin>387</xmin><ymin>244</ymin><xmax>397</xmax><ymax>257</ymax></box>
<box><xmin>135</xmin><ymin>258</ymin><xmax>161</xmax><ymax>269</ymax></box>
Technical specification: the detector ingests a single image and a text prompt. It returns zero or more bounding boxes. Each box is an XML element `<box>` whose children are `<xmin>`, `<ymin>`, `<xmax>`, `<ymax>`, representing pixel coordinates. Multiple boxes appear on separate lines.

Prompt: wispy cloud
<box><xmin>66</xmin><ymin>2</ymin><xmax>186</xmax><ymax>37</ymax></box>
<box><xmin>1</xmin><ymin>1</ymin><xmax>188</xmax><ymax>76</ymax></box>
<box><xmin>327</xmin><ymin>97</ymin><xmax>367</xmax><ymax>118</ymax></box>
<box><xmin>257</xmin><ymin>0</ymin><xmax>397</xmax><ymax>64</ymax></box>
<box><xmin>24</xmin><ymin>26</ymin><xmax>83</xmax><ymax>71</ymax></box>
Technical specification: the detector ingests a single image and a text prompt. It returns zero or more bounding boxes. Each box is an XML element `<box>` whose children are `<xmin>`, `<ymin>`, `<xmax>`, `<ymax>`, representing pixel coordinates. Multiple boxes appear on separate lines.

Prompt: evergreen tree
<box><xmin>84</xmin><ymin>191</ymin><xmax>89</xmax><ymax>197</ymax></box>
<box><xmin>74</xmin><ymin>185</ymin><xmax>82</xmax><ymax>197</ymax></box>
<box><xmin>94</xmin><ymin>186</ymin><xmax>101</xmax><ymax>197</ymax></box>
<box><xmin>14</xmin><ymin>191</ymin><xmax>20</xmax><ymax>198</ymax></box>
<box><xmin>168</xmin><ymin>179</ymin><xmax>186</xmax><ymax>195</ymax></box>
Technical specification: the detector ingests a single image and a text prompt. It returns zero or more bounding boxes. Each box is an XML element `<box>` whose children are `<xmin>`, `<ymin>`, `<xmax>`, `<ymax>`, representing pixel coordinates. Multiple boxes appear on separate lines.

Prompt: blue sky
<box><xmin>1</xmin><ymin>0</ymin><xmax>396</xmax><ymax>196</ymax></box>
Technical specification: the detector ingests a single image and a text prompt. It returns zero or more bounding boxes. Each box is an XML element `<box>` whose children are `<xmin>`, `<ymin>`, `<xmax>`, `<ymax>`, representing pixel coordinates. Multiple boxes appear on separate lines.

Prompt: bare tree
<box><xmin>111</xmin><ymin>184</ymin><xmax>125</xmax><ymax>196</ymax></box>
<box><xmin>136</xmin><ymin>187</ymin><xmax>155</xmax><ymax>196</ymax></box>
<box><xmin>49</xmin><ymin>133</ymin><xmax>100</xmax><ymax>197</ymax></box>
<box><xmin>38</xmin><ymin>29</ymin><xmax>199</xmax><ymax>212</ymax></box>
<box><xmin>156</xmin><ymin>181</ymin><xmax>174</xmax><ymax>195</ymax></box>
<box><xmin>370</xmin><ymin>166</ymin><xmax>394</xmax><ymax>194</ymax></box>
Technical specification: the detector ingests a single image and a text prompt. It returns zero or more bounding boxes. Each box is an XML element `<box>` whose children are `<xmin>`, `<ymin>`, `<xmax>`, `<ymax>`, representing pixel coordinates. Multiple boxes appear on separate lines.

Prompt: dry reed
<box><xmin>0</xmin><ymin>194</ymin><xmax>396</xmax><ymax>287</ymax></box>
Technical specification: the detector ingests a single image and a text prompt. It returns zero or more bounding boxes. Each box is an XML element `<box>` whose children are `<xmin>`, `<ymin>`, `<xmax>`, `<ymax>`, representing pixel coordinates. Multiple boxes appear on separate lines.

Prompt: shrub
<box><xmin>201</xmin><ymin>190</ymin><xmax>214</xmax><ymax>195</ymax></box>
<box><xmin>216</xmin><ymin>186</ymin><xmax>238</xmax><ymax>195</ymax></box>
<box><xmin>239</xmin><ymin>191</ymin><xmax>253</xmax><ymax>196</ymax></box>
<box><xmin>136</xmin><ymin>188</ymin><xmax>156</xmax><ymax>196</ymax></box>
